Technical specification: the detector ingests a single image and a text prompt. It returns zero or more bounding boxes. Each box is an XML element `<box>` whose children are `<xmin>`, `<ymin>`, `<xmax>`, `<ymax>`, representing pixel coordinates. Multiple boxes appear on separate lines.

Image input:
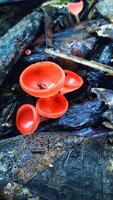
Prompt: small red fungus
<box><xmin>16</xmin><ymin>104</ymin><xmax>40</xmax><ymax>135</ymax></box>
<box><xmin>36</xmin><ymin>94</ymin><xmax>68</xmax><ymax>119</ymax></box>
<box><xmin>25</xmin><ymin>49</ymin><xmax>32</xmax><ymax>56</ymax></box>
<box><xmin>20</xmin><ymin>61</ymin><xmax>65</xmax><ymax>98</ymax></box>
<box><xmin>60</xmin><ymin>70</ymin><xmax>83</xmax><ymax>94</ymax></box>
<box><xmin>67</xmin><ymin>1</ymin><xmax>83</xmax><ymax>16</ymax></box>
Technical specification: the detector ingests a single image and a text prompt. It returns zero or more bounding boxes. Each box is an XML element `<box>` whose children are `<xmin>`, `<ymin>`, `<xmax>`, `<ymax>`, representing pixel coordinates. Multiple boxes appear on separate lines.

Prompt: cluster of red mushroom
<box><xmin>16</xmin><ymin>61</ymin><xmax>83</xmax><ymax>135</ymax></box>
<box><xmin>16</xmin><ymin>1</ymin><xmax>84</xmax><ymax>135</ymax></box>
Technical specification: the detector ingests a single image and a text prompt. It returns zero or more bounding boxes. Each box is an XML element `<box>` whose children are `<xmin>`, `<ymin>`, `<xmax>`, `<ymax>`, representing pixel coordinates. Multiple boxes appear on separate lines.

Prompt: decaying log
<box><xmin>96</xmin><ymin>0</ymin><xmax>113</xmax><ymax>21</ymax></box>
<box><xmin>0</xmin><ymin>8</ymin><xmax>43</xmax><ymax>86</ymax></box>
<box><xmin>0</xmin><ymin>1</ymin><xmax>45</xmax><ymax>37</ymax></box>
<box><xmin>23</xmin><ymin>19</ymin><xmax>107</xmax><ymax>65</ymax></box>
<box><xmin>38</xmin><ymin>99</ymin><xmax>105</xmax><ymax>132</ymax></box>
<box><xmin>0</xmin><ymin>132</ymin><xmax>113</xmax><ymax>200</ymax></box>
<box><xmin>92</xmin><ymin>88</ymin><xmax>113</xmax><ymax>129</ymax></box>
<box><xmin>97</xmin><ymin>24</ymin><xmax>113</xmax><ymax>40</ymax></box>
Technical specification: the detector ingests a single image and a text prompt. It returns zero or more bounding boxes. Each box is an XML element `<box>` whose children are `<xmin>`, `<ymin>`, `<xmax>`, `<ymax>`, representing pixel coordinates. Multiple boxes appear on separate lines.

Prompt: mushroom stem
<box><xmin>75</xmin><ymin>15</ymin><xmax>80</xmax><ymax>24</ymax></box>
<box><xmin>40</xmin><ymin>116</ymin><xmax>48</xmax><ymax>122</ymax></box>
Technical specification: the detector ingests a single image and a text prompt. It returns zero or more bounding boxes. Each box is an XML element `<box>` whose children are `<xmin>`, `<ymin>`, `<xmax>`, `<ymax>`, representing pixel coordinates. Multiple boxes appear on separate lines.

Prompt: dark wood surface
<box><xmin>0</xmin><ymin>132</ymin><xmax>113</xmax><ymax>200</ymax></box>
<box><xmin>0</xmin><ymin>8</ymin><xmax>43</xmax><ymax>86</ymax></box>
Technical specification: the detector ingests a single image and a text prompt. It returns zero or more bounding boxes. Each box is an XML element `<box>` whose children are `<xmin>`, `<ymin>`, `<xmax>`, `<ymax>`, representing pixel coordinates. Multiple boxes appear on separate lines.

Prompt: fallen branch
<box><xmin>0</xmin><ymin>2</ymin><xmax>44</xmax><ymax>37</ymax></box>
<box><xmin>0</xmin><ymin>132</ymin><xmax>113</xmax><ymax>199</ymax></box>
<box><xmin>0</xmin><ymin>8</ymin><xmax>43</xmax><ymax>86</ymax></box>
<box><xmin>45</xmin><ymin>48</ymin><xmax>113</xmax><ymax>74</ymax></box>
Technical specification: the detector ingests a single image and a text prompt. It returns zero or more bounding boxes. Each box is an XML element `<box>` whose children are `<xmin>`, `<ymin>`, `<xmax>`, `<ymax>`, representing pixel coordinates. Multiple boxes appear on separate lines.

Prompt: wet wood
<box><xmin>96</xmin><ymin>0</ymin><xmax>113</xmax><ymax>21</ymax></box>
<box><xmin>0</xmin><ymin>8</ymin><xmax>43</xmax><ymax>86</ymax></box>
<box><xmin>97</xmin><ymin>24</ymin><xmax>113</xmax><ymax>39</ymax></box>
<box><xmin>0</xmin><ymin>132</ymin><xmax>113</xmax><ymax>200</ymax></box>
<box><xmin>38</xmin><ymin>99</ymin><xmax>104</xmax><ymax>132</ymax></box>
<box><xmin>22</xmin><ymin>19</ymin><xmax>108</xmax><ymax>66</ymax></box>
<box><xmin>0</xmin><ymin>0</ymin><xmax>46</xmax><ymax>37</ymax></box>
<box><xmin>92</xmin><ymin>88</ymin><xmax>113</xmax><ymax>128</ymax></box>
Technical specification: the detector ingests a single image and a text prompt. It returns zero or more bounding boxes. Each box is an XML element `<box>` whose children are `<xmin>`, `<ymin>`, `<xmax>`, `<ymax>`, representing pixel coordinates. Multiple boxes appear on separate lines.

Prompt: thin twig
<box><xmin>45</xmin><ymin>48</ymin><xmax>113</xmax><ymax>74</ymax></box>
<box><xmin>64</xmin><ymin>149</ymin><xmax>73</xmax><ymax>167</ymax></box>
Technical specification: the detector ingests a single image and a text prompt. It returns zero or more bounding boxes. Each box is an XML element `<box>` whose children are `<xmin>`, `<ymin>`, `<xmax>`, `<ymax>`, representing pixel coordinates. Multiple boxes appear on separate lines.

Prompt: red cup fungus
<box><xmin>36</xmin><ymin>94</ymin><xmax>68</xmax><ymax>119</ymax></box>
<box><xmin>16</xmin><ymin>61</ymin><xmax>83</xmax><ymax>135</ymax></box>
<box><xmin>67</xmin><ymin>1</ymin><xmax>84</xmax><ymax>16</ymax></box>
<box><xmin>25</xmin><ymin>49</ymin><xmax>32</xmax><ymax>56</ymax></box>
<box><xmin>20</xmin><ymin>61</ymin><xmax>65</xmax><ymax>98</ymax></box>
<box><xmin>60</xmin><ymin>70</ymin><xmax>83</xmax><ymax>94</ymax></box>
<box><xmin>16</xmin><ymin>104</ymin><xmax>40</xmax><ymax>135</ymax></box>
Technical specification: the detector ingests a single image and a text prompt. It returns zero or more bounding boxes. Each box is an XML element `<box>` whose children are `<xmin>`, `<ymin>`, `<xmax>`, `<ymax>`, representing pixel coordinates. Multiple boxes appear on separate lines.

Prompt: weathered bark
<box><xmin>96</xmin><ymin>0</ymin><xmax>113</xmax><ymax>21</ymax></box>
<box><xmin>23</xmin><ymin>18</ymin><xmax>107</xmax><ymax>66</ymax></box>
<box><xmin>97</xmin><ymin>24</ymin><xmax>113</xmax><ymax>40</ymax></box>
<box><xmin>0</xmin><ymin>1</ymin><xmax>44</xmax><ymax>37</ymax></box>
<box><xmin>38</xmin><ymin>99</ymin><xmax>105</xmax><ymax>132</ymax></box>
<box><xmin>92</xmin><ymin>88</ymin><xmax>113</xmax><ymax>129</ymax></box>
<box><xmin>0</xmin><ymin>8</ymin><xmax>43</xmax><ymax>86</ymax></box>
<box><xmin>0</xmin><ymin>132</ymin><xmax>113</xmax><ymax>200</ymax></box>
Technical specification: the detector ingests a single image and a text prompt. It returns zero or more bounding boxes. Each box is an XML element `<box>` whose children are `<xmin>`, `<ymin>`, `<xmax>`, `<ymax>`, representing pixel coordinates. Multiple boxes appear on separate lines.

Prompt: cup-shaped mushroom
<box><xmin>20</xmin><ymin>61</ymin><xmax>65</xmax><ymax>98</ymax></box>
<box><xmin>67</xmin><ymin>0</ymin><xmax>83</xmax><ymax>16</ymax></box>
<box><xmin>36</xmin><ymin>94</ymin><xmax>68</xmax><ymax>119</ymax></box>
<box><xmin>16</xmin><ymin>104</ymin><xmax>40</xmax><ymax>135</ymax></box>
<box><xmin>60</xmin><ymin>70</ymin><xmax>83</xmax><ymax>94</ymax></box>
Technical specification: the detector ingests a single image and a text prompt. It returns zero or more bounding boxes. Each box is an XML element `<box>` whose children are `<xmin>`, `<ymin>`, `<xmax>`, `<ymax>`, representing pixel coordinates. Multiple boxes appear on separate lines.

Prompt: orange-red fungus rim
<box><xmin>16</xmin><ymin>104</ymin><xmax>40</xmax><ymax>135</ymax></box>
<box><xmin>67</xmin><ymin>1</ymin><xmax>83</xmax><ymax>16</ymax></box>
<box><xmin>36</xmin><ymin>94</ymin><xmax>68</xmax><ymax>119</ymax></box>
<box><xmin>60</xmin><ymin>70</ymin><xmax>83</xmax><ymax>94</ymax></box>
<box><xmin>20</xmin><ymin>61</ymin><xmax>65</xmax><ymax>98</ymax></box>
